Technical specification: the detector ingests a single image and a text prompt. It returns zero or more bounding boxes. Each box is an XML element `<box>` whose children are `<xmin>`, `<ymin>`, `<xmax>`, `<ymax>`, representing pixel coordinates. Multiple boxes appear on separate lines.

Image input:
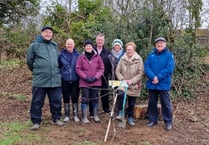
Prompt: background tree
<box><xmin>0</xmin><ymin>0</ymin><xmax>208</xmax><ymax>99</ymax></box>
<box><xmin>0</xmin><ymin>0</ymin><xmax>40</xmax><ymax>26</ymax></box>
<box><xmin>0</xmin><ymin>0</ymin><xmax>40</xmax><ymax>64</ymax></box>
<box><xmin>43</xmin><ymin>0</ymin><xmax>112</xmax><ymax>50</ymax></box>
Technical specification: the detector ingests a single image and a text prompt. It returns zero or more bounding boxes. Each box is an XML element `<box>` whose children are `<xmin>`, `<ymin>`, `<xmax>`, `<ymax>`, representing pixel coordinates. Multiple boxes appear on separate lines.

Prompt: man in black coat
<box><xmin>90</xmin><ymin>33</ymin><xmax>111</xmax><ymax>115</ymax></box>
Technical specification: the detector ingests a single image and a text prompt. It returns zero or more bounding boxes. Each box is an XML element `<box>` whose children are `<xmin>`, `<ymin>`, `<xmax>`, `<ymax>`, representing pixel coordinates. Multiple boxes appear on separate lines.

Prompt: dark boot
<box><xmin>73</xmin><ymin>103</ymin><xmax>80</xmax><ymax>122</ymax></box>
<box><xmin>92</xmin><ymin>102</ymin><xmax>100</xmax><ymax>123</ymax></box>
<box><xmin>63</xmin><ymin>103</ymin><xmax>70</xmax><ymax>122</ymax></box>
<box><xmin>81</xmin><ymin>103</ymin><xmax>90</xmax><ymax>124</ymax></box>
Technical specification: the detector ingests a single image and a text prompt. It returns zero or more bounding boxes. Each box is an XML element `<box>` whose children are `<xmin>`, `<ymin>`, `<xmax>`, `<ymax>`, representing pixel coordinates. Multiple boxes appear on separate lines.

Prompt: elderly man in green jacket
<box><xmin>27</xmin><ymin>26</ymin><xmax>64</xmax><ymax>130</ymax></box>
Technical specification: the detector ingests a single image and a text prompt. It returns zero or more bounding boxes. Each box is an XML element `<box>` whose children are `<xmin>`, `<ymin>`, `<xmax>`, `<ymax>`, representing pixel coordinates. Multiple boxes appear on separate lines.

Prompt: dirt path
<box><xmin>0</xmin><ymin>66</ymin><xmax>209</xmax><ymax>145</ymax></box>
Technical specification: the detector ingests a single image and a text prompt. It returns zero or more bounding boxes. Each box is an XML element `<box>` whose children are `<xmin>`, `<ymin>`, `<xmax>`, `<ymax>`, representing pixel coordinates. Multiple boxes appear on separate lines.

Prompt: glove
<box><xmin>84</xmin><ymin>77</ymin><xmax>93</xmax><ymax>83</ymax></box>
<box><xmin>90</xmin><ymin>77</ymin><xmax>97</xmax><ymax>82</ymax></box>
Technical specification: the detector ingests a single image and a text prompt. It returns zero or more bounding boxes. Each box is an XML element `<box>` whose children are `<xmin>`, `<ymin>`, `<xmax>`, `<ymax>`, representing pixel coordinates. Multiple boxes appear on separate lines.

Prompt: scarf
<box><xmin>85</xmin><ymin>51</ymin><xmax>95</xmax><ymax>61</ymax></box>
<box><xmin>111</xmin><ymin>48</ymin><xmax>124</xmax><ymax>59</ymax></box>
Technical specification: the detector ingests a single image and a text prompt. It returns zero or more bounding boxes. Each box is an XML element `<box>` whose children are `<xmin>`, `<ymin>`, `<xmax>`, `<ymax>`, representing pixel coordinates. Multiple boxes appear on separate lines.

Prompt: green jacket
<box><xmin>26</xmin><ymin>35</ymin><xmax>61</xmax><ymax>87</ymax></box>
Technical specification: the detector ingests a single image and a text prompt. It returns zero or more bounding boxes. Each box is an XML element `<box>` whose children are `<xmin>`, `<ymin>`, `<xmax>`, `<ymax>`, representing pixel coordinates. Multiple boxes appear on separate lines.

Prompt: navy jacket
<box><xmin>144</xmin><ymin>48</ymin><xmax>175</xmax><ymax>90</ymax></box>
<box><xmin>94</xmin><ymin>46</ymin><xmax>110</xmax><ymax>86</ymax></box>
<box><xmin>58</xmin><ymin>48</ymin><xmax>80</xmax><ymax>82</ymax></box>
<box><xmin>94</xmin><ymin>46</ymin><xmax>110</xmax><ymax>77</ymax></box>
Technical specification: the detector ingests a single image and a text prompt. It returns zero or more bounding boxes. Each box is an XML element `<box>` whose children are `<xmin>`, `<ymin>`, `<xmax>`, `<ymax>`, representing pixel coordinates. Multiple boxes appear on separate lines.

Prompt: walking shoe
<box><xmin>146</xmin><ymin>121</ymin><xmax>157</xmax><ymax>127</ymax></box>
<box><xmin>82</xmin><ymin>118</ymin><xmax>90</xmax><ymax>124</ymax></box>
<box><xmin>63</xmin><ymin>116</ymin><xmax>70</xmax><ymax>123</ymax></box>
<box><xmin>103</xmin><ymin>109</ymin><xmax>110</xmax><ymax>113</ymax></box>
<box><xmin>74</xmin><ymin>116</ymin><xmax>80</xmax><ymax>122</ymax></box>
<box><xmin>116</xmin><ymin>115</ymin><xmax>123</xmax><ymax>120</ymax></box>
<box><xmin>93</xmin><ymin>115</ymin><xmax>101</xmax><ymax>123</ymax></box>
<box><xmin>128</xmin><ymin>117</ymin><xmax>135</xmax><ymax>126</ymax></box>
<box><xmin>89</xmin><ymin>114</ymin><xmax>94</xmax><ymax>119</ymax></box>
<box><xmin>164</xmin><ymin>124</ymin><xmax>172</xmax><ymax>130</ymax></box>
<box><xmin>116</xmin><ymin>110</ymin><xmax>123</xmax><ymax>120</ymax></box>
<box><xmin>31</xmin><ymin>124</ymin><xmax>40</xmax><ymax>130</ymax></box>
<box><xmin>53</xmin><ymin>120</ymin><xmax>64</xmax><ymax>126</ymax></box>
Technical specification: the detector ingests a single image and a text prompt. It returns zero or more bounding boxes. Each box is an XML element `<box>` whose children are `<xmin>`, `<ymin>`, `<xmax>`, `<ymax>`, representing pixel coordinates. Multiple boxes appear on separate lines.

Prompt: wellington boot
<box><xmin>63</xmin><ymin>103</ymin><xmax>70</xmax><ymax>123</ymax></box>
<box><xmin>73</xmin><ymin>103</ymin><xmax>80</xmax><ymax>122</ymax></box>
<box><xmin>93</xmin><ymin>102</ymin><xmax>100</xmax><ymax>123</ymax></box>
<box><xmin>81</xmin><ymin>103</ymin><xmax>90</xmax><ymax>124</ymax></box>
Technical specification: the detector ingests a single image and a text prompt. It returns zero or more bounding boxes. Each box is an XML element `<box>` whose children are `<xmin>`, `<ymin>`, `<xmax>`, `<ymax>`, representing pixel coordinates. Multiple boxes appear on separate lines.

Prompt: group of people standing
<box><xmin>27</xmin><ymin>26</ymin><xmax>175</xmax><ymax>131</ymax></box>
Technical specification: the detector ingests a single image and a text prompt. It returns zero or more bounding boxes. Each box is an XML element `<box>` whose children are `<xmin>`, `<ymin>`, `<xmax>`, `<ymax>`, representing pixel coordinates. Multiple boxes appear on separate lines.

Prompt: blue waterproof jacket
<box><xmin>58</xmin><ymin>48</ymin><xmax>80</xmax><ymax>82</ymax></box>
<box><xmin>144</xmin><ymin>48</ymin><xmax>175</xmax><ymax>90</ymax></box>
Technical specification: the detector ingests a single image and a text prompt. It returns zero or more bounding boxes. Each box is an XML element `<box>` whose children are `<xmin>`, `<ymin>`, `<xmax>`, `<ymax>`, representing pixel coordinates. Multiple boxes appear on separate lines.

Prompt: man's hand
<box><xmin>152</xmin><ymin>76</ymin><xmax>159</xmax><ymax>84</ymax></box>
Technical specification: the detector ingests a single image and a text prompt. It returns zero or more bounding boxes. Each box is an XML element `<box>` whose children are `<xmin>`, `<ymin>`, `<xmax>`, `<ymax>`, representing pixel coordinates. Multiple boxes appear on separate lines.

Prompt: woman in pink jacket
<box><xmin>76</xmin><ymin>40</ymin><xmax>104</xmax><ymax>123</ymax></box>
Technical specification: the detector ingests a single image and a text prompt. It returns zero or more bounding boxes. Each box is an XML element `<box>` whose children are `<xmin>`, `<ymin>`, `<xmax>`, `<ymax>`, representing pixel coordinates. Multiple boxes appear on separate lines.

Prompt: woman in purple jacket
<box><xmin>76</xmin><ymin>40</ymin><xmax>104</xmax><ymax>123</ymax></box>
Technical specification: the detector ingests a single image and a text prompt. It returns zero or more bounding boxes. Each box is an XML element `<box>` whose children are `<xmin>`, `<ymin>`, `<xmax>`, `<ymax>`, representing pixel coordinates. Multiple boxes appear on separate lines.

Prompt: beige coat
<box><xmin>116</xmin><ymin>52</ymin><xmax>144</xmax><ymax>97</ymax></box>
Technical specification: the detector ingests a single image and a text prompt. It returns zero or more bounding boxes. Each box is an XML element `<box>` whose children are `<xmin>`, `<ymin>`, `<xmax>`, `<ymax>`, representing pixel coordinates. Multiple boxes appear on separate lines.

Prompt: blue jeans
<box><xmin>30</xmin><ymin>87</ymin><xmax>62</xmax><ymax>124</ymax></box>
<box><xmin>148</xmin><ymin>89</ymin><xmax>172</xmax><ymax>125</ymax></box>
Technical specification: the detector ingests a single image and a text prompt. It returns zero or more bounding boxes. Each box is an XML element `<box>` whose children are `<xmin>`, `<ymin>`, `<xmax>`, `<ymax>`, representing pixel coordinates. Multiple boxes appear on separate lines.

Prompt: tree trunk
<box><xmin>134</xmin><ymin>104</ymin><xmax>162</xmax><ymax>120</ymax></box>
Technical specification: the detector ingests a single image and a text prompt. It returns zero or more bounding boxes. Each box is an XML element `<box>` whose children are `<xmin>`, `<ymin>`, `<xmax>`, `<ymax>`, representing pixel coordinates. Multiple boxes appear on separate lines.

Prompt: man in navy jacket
<box><xmin>144</xmin><ymin>37</ymin><xmax>175</xmax><ymax>130</ymax></box>
<box><xmin>58</xmin><ymin>39</ymin><xmax>80</xmax><ymax>123</ymax></box>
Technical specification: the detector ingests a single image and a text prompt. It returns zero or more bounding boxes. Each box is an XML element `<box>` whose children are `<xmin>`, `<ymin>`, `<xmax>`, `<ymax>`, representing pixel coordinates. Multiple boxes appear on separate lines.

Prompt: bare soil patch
<box><xmin>0</xmin><ymin>65</ymin><xmax>209</xmax><ymax>145</ymax></box>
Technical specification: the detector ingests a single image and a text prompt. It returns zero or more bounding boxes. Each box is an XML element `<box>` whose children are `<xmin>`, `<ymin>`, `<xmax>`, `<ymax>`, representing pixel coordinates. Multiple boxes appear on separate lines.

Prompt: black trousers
<box><xmin>127</xmin><ymin>96</ymin><xmax>136</xmax><ymax>118</ymax></box>
<box><xmin>30</xmin><ymin>87</ymin><xmax>62</xmax><ymax>124</ymax></box>
<box><xmin>81</xmin><ymin>87</ymin><xmax>99</xmax><ymax>104</ymax></box>
<box><xmin>61</xmin><ymin>80</ymin><xmax>80</xmax><ymax>104</ymax></box>
<box><xmin>116</xmin><ymin>90</ymin><xmax>125</xmax><ymax>112</ymax></box>
<box><xmin>116</xmin><ymin>90</ymin><xmax>136</xmax><ymax>118</ymax></box>
<box><xmin>100</xmin><ymin>77</ymin><xmax>109</xmax><ymax>111</ymax></box>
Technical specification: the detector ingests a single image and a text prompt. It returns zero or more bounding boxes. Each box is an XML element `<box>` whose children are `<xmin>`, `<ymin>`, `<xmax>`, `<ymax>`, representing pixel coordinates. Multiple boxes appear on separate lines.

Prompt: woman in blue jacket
<box><xmin>144</xmin><ymin>37</ymin><xmax>175</xmax><ymax>130</ymax></box>
<box><xmin>58</xmin><ymin>39</ymin><xmax>80</xmax><ymax>123</ymax></box>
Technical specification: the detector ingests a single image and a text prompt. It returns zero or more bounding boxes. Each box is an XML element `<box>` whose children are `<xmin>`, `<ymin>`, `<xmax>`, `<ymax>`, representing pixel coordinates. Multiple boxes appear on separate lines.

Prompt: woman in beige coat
<box><xmin>116</xmin><ymin>42</ymin><xmax>144</xmax><ymax>126</ymax></box>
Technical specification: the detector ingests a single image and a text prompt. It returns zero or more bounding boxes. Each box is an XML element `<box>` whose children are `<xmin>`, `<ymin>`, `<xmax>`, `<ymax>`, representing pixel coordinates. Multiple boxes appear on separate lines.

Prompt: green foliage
<box><xmin>70</xmin><ymin>0</ymin><xmax>112</xmax><ymax>49</ymax></box>
<box><xmin>43</xmin><ymin>3</ymin><xmax>71</xmax><ymax>47</ymax></box>
<box><xmin>187</xmin><ymin>0</ymin><xmax>203</xmax><ymax>29</ymax></box>
<box><xmin>3</xmin><ymin>23</ymin><xmax>38</xmax><ymax>65</ymax></box>
<box><xmin>0</xmin><ymin>0</ymin><xmax>207</xmax><ymax>100</ymax></box>
<box><xmin>171</xmin><ymin>33</ymin><xmax>206</xmax><ymax>99</ymax></box>
<box><xmin>44</xmin><ymin>3</ymin><xmax>70</xmax><ymax>31</ymax></box>
<box><xmin>0</xmin><ymin>0</ymin><xmax>40</xmax><ymax>26</ymax></box>
<box><xmin>78</xmin><ymin>0</ymin><xmax>103</xmax><ymax>17</ymax></box>
<box><xmin>0</xmin><ymin>59</ymin><xmax>20</xmax><ymax>67</ymax></box>
<box><xmin>104</xmin><ymin>0</ymin><xmax>170</xmax><ymax>55</ymax></box>
<box><xmin>13</xmin><ymin>94</ymin><xmax>26</xmax><ymax>101</ymax></box>
<box><xmin>42</xmin><ymin>0</ymin><xmax>112</xmax><ymax>48</ymax></box>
